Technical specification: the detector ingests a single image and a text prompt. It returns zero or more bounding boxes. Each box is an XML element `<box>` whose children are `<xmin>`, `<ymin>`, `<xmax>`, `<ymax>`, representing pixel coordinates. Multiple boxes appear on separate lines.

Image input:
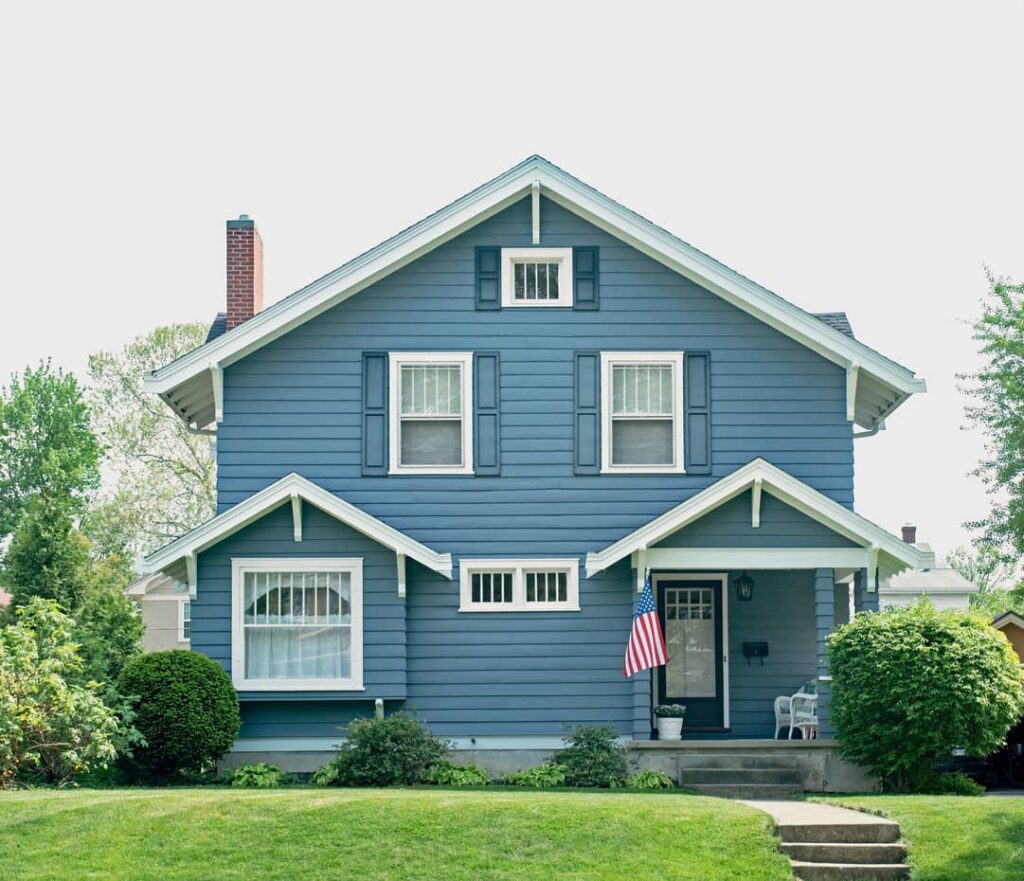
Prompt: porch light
<box><xmin>734</xmin><ymin>571</ymin><xmax>754</xmax><ymax>602</ymax></box>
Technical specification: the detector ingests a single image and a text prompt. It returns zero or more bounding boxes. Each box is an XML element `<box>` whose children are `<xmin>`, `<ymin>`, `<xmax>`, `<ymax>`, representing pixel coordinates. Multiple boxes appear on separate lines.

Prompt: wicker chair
<box><xmin>773</xmin><ymin>695</ymin><xmax>792</xmax><ymax>739</ymax></box>
<box><xmin>789</xmin><ymin>692</ymin><xmax>819</xmax><ymax>740</ymax></box>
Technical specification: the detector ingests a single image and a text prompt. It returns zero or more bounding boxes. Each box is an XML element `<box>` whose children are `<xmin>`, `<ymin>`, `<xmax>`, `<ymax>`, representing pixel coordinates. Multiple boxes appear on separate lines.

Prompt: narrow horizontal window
<box><xmin>459</xmin><ymin>559</ymin><xmax>580</xmax><ymax>612</ymax></box>
<box><xmin>601</xmin><ymin>353</ymin><xmax>684</xmax><ymax>474</ymax></box>
<box><xmin>180</xmin><ymin>601</ymin><xmax>191</xmax><ymax>642</ymax></box>
<box><xmin>389</xmin><ymin>353</ymin><xmax>473</xmax><ymax>474</ymax></box>
<box><xmin>501</xmin><ymin>248</ymin><xmax>573</xmax><ymax>307</ymax></box>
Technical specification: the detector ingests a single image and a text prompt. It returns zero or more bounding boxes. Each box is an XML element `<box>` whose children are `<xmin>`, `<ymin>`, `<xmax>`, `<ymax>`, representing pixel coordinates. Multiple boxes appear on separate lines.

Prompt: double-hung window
<box><xmin>179</xmin><ymin>601</ymin><xmax>191</xmax><ymax>642</ymax></box>
<box><xmin>601</xmin><ymin>352</ymin><xmax>684</xmax><ymax>473</ymax></box>
<box><xmin>501</xmin><ymin>248</ymin><xmax>573</xmax><ymax>307</ymax></box>
<box><xmin>231</xmin><ymin>558</ymin><xmax>363</xmax><ymax>691</ymax></box>
<box><xmin>389</xmin><ymin>352</ymin><xmax>473</xmax><ymax>474</ymax></box>
<box><xmin>459</xmin><ymin>559</ymin><xmax>580</xmax><ymax>612</ymax></box>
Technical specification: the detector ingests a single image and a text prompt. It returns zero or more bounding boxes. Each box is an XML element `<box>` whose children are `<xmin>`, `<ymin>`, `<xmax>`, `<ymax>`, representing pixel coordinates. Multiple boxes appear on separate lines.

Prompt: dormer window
<box><xmin>501</xmin><ymin>248</ymin><xmax>573</xmax><ymax>307</ymax></box>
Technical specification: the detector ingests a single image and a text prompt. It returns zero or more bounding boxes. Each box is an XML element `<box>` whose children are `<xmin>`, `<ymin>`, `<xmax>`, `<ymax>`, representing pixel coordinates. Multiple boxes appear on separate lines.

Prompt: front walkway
<box><xmin>742</xmin><ymin>800</ymin><xmax>908</xmax><ymax>880</ymax></box>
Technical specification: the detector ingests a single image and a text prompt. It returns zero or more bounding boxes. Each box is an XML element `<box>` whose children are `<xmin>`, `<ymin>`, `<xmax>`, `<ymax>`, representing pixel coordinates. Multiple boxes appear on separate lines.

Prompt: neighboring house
<box><xmin>878</xmin><ymin>525</ymin><xmax>979</xmax><ymax>611</ymax></box>
<box><xmin>993</xmin><ymin>611</ymin><xmax>1024</xmax><ymax>662</ymax></box>
<box><xmin>140</xmin><ymin>156</ymin><xmax>931</xmax><ymax>770</ymax></box>
<box><xmin>126</xmin><ymin>573</ymin><xmax>191</xmax><ymax>651</ymax></box>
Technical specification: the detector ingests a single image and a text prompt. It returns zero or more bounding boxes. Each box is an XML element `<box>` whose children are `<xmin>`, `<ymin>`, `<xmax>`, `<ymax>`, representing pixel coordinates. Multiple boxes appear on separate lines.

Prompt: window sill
<box><xmin>458</xmin><ymin>605</ymin><xmax>581</xmax><ymax>614</ymax></box>
<box><xmin>600</xmin><ymin>465</ymin><xmax>686</xmax><ymax>475</ymax></box>
<box><xmin>232</xmin><ymin>680</ymin><xmax>366</xmax><ymax>692</ymax></box>
<box><xmin>388</xmin><ymin>465</ymin><xmax>474</xmax><ymax>476</ymax></box>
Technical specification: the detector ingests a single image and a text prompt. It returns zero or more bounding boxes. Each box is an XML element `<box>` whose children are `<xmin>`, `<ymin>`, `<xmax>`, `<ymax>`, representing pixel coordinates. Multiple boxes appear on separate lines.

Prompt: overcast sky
<box><xmin>2</xmin><ymin>2</ymin><xmax>1022</xmax><ymax>558</ymax></box>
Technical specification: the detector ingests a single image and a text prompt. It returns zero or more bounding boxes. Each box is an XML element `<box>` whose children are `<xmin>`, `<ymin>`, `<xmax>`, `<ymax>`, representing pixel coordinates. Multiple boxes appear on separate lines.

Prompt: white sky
<box><xmin>1</xmin><ymin>2</ymin><xmax>1022</xmax><ymax>558</ymax></box>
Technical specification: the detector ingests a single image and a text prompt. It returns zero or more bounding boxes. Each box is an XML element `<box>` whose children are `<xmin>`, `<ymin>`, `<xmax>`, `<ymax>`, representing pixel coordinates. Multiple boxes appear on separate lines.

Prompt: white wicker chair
<box><xmin>789</xmin><ymin>692</ymin><xmax>819</xmax><ymax>740</ymax></box>
<box><xmin>773</xmin><ymin>695</ymin><xmax>792</xmax><ymax>739</ymax></box>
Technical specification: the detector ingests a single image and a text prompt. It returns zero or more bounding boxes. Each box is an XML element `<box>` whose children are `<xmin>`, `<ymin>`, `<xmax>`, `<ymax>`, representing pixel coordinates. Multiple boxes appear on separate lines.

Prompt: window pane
<box><xmin>245</xmin><ymin>624</ymin><xmax>350</xmax><ymax>681</ymax></box>
<box><xmin>400</xmin><ymin>419</ymin><xmax>461</xmax><ymax>465</ymax></box>
<box><xmin>526</xmin><ymin>263</ymin><xmax>536</xmax><ymax>299</ymax></box>
<box><xmin>548</xmin><ymin>264</ymin><xmax>559</xmax><ymax>299</ymax></box>
<box><xmin>611</xmin><ymin>418</ymin><xmax>674</xmax><ymax>465</ymax></box>
<box><xmin>400</xmin><ymin>365</ymin><xmax>461</xmax><ymax>416</ymax></box>
<box><xmin>612</xmin><ymin>364</ymin><xmax>674</xmax><ymax>416</ymax></box>
<box><xmin>514</xmin><ymin>263</ymin><xmax>525</xmax><ymax>299</ymax></box>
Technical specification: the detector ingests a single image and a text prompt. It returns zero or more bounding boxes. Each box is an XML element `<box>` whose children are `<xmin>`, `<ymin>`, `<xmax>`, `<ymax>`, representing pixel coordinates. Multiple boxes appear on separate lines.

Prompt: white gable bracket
<box><xmin>291</xmin><ymin>493</ymin><xmax>302</xmax><ymax>542</ymax></box>
<box><xmin>186</xmin><ymin>552</ymin><xmax>197</xmax><ymax>600</ymax></box>
<box><xmin>751</xmin><ymin>477</ymin><xmax>763</xmax><ymax>528</ymax></box>
<box><xmin>531</xmin><ymin>180</ymin><xmax>541</xmax><ymax>244</ymax></box>
<box><xmin>210</xmin><ymin>363</ymin><xmax>224</xmax><ymax>424</ymax></box>
<box><xmin>867</xmin><ymin>545</ymin><xmax>879</xmax><ymax>592</ymax></box>
<box><xmin>846</xmin><ymin>364</ymin><xmax>860</xmax><ymax>423</ymax></box>
<box><xmin>396</xmin><ymin>552</ymin><xmax>407</xmax><ymax>599</ymax></box>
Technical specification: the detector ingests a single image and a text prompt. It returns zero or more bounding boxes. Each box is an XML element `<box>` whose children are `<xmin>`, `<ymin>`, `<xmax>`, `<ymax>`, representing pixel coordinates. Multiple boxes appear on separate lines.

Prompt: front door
<box><xmin>656</xmin><ymin>578</ymin><xmax>725</xmax><ymax>729</ymax></box>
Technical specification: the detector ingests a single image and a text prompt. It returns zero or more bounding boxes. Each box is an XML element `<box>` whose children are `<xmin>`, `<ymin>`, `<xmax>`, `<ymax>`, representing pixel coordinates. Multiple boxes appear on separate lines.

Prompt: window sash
<box><xmin>500</xmin><ymin>248</ymin><xmax>573</xmax><ymax>307</ymax></box>
<box><xmin>459</xmin><ymin>560</ymin><xmax>580</xmax><ymax>612</ymax></box>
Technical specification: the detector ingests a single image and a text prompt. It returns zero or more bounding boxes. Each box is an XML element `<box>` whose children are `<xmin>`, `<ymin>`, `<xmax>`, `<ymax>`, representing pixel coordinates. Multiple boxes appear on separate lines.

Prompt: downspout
<box><xmin>853</xmin><ymin>418</ymin><xmax>885</xmax><ymax>440</ymax></box>
<box><xmin>181</xmin><ymin>415</ymin><xmax>217</xmax><ymax>437</ymax></box>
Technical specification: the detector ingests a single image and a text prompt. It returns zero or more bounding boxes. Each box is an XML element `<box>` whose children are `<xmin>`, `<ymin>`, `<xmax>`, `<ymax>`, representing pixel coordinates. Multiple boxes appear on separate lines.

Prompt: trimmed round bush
<box><xmin>557</xmin><ymin>724</ymin><xmax>628</xmax><ymax>787</ymax></box>
<box><xmin>118</xmin><ymin>650</ymin><xmax>240</xmax><ymax>780</ymax></box>
<box><xmin>828</xmin><ymin>602</ymin><xmax>1024</xmax><ymax>792</ymax></box>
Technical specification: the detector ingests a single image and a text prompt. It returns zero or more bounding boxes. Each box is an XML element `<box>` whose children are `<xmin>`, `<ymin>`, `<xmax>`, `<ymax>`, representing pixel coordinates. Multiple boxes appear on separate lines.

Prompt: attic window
<box><xmin>501</xmin><ymin>248</ymin><xmax>573</xmax><ymax>307</ymax></box>
<box><xmin>459</xmin><ymin>559</ymin><xmax>580</xmax><ymax>612</ymax></box>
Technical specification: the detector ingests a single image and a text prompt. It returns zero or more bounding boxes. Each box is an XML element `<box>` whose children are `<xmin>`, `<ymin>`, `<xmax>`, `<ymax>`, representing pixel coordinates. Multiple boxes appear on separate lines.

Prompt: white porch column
<box><xmin>814</xmin><ymin>567</ymin><xmax>834</xmax><ymax>738</ymax></box>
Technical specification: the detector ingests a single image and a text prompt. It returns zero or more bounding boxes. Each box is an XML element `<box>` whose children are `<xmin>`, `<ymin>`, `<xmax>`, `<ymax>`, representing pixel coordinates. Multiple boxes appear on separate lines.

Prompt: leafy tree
<box><xmin>0</xmin><ymin>599</ymin><xmax>133</xmax><ymax>788</ymax></box>
<box><xmin>828</xmin><ymin>602</ymin><xmax>1024</xmax><ymax>792</ymax></box>
<box><xmin>0</xmin><ymin>361</ymin><xmax>102</xmax><ymax>538</ymax></box>
<box><xmin>86</xmin><ymin>322</ymin><xmax>215</xmax><ymax>559</ymax></box>
<box><xmin>2</xmin><ymin>492</ymin><xmax>90</xmax><ymax>614</ymax></box>
<box><xmin>962</xmin><ymin>273</ymin><xmax>1024</xmax><ymax>555</ymax></box>
<box><xmin>73</xmin><ymin>555</ymin><xmax>144</xmax><ymax>685</ymax></box>
<box><xmin>947</xmin><ymin>544</ymin><xmax>1024</xmax><ymax>618</ymax></box>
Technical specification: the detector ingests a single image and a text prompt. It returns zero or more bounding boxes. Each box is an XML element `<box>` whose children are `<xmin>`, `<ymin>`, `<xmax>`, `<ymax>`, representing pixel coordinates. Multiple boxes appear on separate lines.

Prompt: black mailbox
<box><xmin>742</xmin><ymin>642</ymin><xmax>769</xmax><ymax>665</ymax></box>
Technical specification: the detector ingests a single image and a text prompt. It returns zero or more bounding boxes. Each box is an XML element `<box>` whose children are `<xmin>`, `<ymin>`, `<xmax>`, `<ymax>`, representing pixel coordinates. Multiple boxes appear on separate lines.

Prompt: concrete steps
<box><xmin>745</xmin><ymin>800</ymin><xmax>909</xmax><ymax>881</ymax></box>
<box><xmin>678</xmin><ymin>754</ymin><xmax>803</xmax><ymax>799</ymax></box>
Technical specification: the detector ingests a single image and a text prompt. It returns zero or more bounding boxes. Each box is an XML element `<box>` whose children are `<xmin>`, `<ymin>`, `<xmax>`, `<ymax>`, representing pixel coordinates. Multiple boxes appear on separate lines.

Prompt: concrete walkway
<box><xmin>741</xmin><ymin>800</ymin><xmax>907</xmax><ymax>880</ymax></box>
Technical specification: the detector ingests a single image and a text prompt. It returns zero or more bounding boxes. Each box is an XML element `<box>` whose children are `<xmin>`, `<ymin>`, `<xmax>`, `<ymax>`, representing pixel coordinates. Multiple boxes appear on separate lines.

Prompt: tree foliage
<box><xmin>828</xmin><ymin>602</ymin><xmax>1024</xmax><ymax>792</ymax></box>
<box><xmin>947</xmin><ymin>544</ymin><xmax>1024</xmax><ymax>618</ymax></box>
<box><xmin>72</xmin><ymin>556</ymin><xmax>144</xmax><ymax>686</ymax></box>
<box><xmin>86</xmin><ymin>322</ymin><xmax>215</xmax><ymax>558</ymax></box>
<box><xmin>962</xmin><ymin>273</ymin><xmax>1024</xmax><ymax>555</ymax></box>
<box><xmin>0</xmin><ymin>599</ymin><xmax>131</xmax><ymax>788</ymax></box>
<box><xmin>0</xmin><ymin>361</ymin><xmax>102</xmax><ymax>539</ymax></box>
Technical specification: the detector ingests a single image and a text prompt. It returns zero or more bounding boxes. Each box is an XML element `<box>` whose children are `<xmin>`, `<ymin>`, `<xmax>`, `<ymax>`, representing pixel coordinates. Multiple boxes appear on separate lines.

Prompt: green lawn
<box><xmin>0</xmin><ymin>788</ymin><xmax>793</xmax><ymax>881</ymax></box>
<box><xmin>817</xmin><ymin>795</ymin><xmax>1024</xmax><ymax>881</ymax></box>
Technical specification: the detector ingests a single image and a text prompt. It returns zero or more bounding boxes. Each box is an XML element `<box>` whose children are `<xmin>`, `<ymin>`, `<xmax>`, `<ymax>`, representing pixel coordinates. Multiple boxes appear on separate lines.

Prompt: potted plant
<box><xmin>653</xmin><ymin>704</ymin><xmax>686</xmax><ymax>740</ymax></box>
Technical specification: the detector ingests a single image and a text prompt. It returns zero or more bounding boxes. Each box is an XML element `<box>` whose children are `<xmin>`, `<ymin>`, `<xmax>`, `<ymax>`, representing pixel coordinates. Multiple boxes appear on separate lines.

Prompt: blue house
<box><xmin>142</xmin><ymin>157</ymin><xmax>930</xmax><ymax>775</ymax></box>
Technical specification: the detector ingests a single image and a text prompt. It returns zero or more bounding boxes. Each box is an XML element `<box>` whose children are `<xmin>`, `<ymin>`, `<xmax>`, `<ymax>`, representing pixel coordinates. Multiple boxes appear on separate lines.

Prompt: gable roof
<box><xmin>585</xmin><ymin>458</ymin><xmax>933</xmax><ymax>578</ymax></box>
<box><xmin>993</xmin><ymin>611</ymin><xmax>1024</xmax><ymax>632</ymax></box>
<box><xmin>144</xmin><ymin>156</ymin><xmax>925</xmax><ymax>430</ymax></box>
<box><xmin>145</xmin><ymin>473</ymin><xmax>453</xmax><ymax>587</ymax></box>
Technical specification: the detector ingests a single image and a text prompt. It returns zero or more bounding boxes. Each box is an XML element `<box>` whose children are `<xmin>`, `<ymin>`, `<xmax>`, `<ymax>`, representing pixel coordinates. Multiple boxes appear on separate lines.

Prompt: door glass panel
<box><xmin>663</xmin><ymin>587</ymin><xmax>716</xmax><ymax>698</ymax></box>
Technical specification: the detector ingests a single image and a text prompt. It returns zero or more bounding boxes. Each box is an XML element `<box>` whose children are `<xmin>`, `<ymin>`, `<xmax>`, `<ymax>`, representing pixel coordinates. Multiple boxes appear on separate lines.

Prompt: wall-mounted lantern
<box><xmin>734</xmin><ymin>571</ymin><xmax>755</xmax><ymax>602</ymax></box>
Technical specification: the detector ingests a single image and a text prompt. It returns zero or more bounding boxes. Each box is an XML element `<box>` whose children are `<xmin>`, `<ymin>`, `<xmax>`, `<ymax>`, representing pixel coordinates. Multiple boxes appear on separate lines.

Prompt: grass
<box><xmin>816</xmin><ymin>795</ymin><xmax>1024</xmax><ymax>881</ymax></box>
<box><xmin>0</xmin><ymin>787</ymin><xmax>793</xmax><ymax>881</ymax></box>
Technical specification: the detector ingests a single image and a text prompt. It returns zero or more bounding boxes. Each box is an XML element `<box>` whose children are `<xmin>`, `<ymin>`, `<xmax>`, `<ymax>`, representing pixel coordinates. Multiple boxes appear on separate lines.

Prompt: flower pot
<box><xmin>655</xmin><ymin>716</ymin><xmax>684</xmax><ymax>740</ymax></box>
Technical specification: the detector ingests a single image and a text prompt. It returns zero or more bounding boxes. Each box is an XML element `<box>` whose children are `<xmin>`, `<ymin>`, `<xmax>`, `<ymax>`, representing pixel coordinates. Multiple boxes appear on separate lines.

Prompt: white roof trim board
<box><xmin>585</xmin><ymin>458</ymin><xmax>934</xmax><ymax>578</ymax></box>
<box><xmin>144</xmin><ymin>473</ymin><xmax>453</xmax><ymax>582</ymax></box>
<box><xmin>144</xmin><ymin>156</ymin><xmax>925</xmax><ymax>430</ymax></box>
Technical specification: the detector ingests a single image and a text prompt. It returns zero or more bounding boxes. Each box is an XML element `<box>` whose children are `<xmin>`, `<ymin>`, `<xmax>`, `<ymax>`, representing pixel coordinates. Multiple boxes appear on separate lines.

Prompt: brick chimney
<box><xmin>901</xmin><ymin>523</ymin><xmax>917</xmax><ymax>544</ymax></box>
<box><xmin>226</xmin><ymin>215</ymin><xmax>263</xmax><ymax>330</ymax></box>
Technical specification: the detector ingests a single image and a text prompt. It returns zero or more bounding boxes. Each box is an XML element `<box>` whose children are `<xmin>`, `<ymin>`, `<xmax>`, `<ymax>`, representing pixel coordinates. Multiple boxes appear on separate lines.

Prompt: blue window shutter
<box><xmin>474</xmin><ymin>352</ymin><xmax>501</xmax><ymax>475</ymax></box>
<box><xmin>475</xmin><ymin>247</ymin><xmax>501</xmax><ymax>310</ymax></box>
<box><xmin>362</xmin><ymin>352</ymin><xmax>388</xmax><ymax>476</ymax></box>
<box><xmin>684</xmin><ymin>351</ymin><xmax>711</xmax><ymax>474</ymax></box>
<box><xmin>574</xmin><ymin>351</ymin><xmax>601</xmax><ymax>474</ymax></box>
<box><xmin>573</xmin><ymin>246</ymin><xmax>599</xmax><ymax>310</ymax></box>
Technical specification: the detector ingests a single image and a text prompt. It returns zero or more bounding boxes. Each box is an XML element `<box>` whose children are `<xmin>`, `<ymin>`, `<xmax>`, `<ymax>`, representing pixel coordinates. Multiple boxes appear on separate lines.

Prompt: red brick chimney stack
<box><xmin>226</xmin><ymin>215</ymin><xmax>264</xmax><ymax>330</ymax></box>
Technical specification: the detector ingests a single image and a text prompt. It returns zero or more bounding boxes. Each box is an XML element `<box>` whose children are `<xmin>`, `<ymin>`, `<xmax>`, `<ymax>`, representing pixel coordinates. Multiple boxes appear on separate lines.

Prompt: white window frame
<box><xmin>178</xmin><ymin>600</ymin><xmax>191</xmax><ymax>644</ymax></box>
<box><xmin>459</xmin><ymin>558</ymin><xmax>580</xmax><ymax>612</ymax></box>
<box><xmin>500</xmin><ymin>247</ymin><xmax>574</xmax><ymax>307</ymax></box>
<box><xmin>231</xmin><ymin>557</ymin><xmax>364</xmax><ymax>692</ymax></box>
<box><xmin>601</xmin><ymin>351</ymin><xmax>685</xmax><ymax>474</ymax></box>
<box><xmin>388</xmin><ymin>352</ymin><xmax>474</xmax><ymax>475</ymax></box>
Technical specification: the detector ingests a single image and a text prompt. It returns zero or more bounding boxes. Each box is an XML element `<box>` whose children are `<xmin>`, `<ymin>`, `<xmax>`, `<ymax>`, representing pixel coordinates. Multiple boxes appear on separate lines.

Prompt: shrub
<box><xmin>118</xmin><ymin>650</ymin><xmax>240</xmax><ymax>781</ymax></box>
<box><xmin>503</xmin><ymin>763</ymin><xmax>567</xmax><ymax>787</ymax></box>
<box><xmin>230</xmin><ymin>763</ymin><xmax>282</xmax><ymax>789</ymax></box>
<box><xmin>626</xmin><ymin>769</ymin><xmax>674</xmax><ymax>789</ymax></box>
<box><xmin>422</xmin><ymin>761</ymin><xmax>491</xmax><ymax>786</ymax></box>
<box><xmin>928</xmin><ymin>771</ymin><xmax>985</xmax><ymax>796</ymax></box>
<box><xmin>0</xmin><ymin>599</ymin><xmax>132</xmax><ymax>788</ymax></box>
<box><xmin>828</xmin><ymin>602</ymin><xmax>1024</xmax><ymax>792</ymax></box>
<box><xmin>313</xmin><ymin>713</ymin><xmax>449</xmax><ymax>787</ymax></box>
<box><xmin>557</xmin><ymin>724</ymin><xmax>628</xmax><ymax>787</ymax></box>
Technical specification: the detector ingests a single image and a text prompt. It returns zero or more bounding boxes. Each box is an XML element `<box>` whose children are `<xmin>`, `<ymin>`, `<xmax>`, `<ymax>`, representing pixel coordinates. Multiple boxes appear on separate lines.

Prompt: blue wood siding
<box><xmin>199</xmin><ymin>194</ymin><xmax>857</xmax><ymax>742</ymax></box>
<box><xmin>653</xmin><ymin>492</ymin><xmax>860</xmax><ymax>549</ymax></box>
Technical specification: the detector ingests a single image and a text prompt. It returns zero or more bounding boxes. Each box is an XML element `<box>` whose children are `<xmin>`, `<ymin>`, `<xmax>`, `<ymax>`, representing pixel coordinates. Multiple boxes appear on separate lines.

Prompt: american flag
<box><xmin>624</xmin><ymin>574</ymin><xmax>668</xmax><ymax>678</ymax></box>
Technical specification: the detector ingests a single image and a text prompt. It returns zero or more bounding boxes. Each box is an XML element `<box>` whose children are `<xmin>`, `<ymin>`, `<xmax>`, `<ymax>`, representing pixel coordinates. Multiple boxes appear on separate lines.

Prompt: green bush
<box><xmin>313</xmin><ymin>713</ymin><xmax>449</xmax><ymax>787</ymax></box>
<box><xmin>828</xmin><ymin>602</ymin><xmax>1024</xmax><ymax>792</ymax></box>
<box><xmin>230</xmin><ymin>763</ymin><xmax>282</xmax><ymax>789</ymax></box>
<box><xmin>503</xmin><ymin>763</ymin><xmax>567</xmax><ymax>788</ymax></box>
<box><xmin>0</xmin><ymin>599</ymin><xmax>134</xmax><ymax>788</ymax></box>
<box><xmin>118</xmin><ymin>650</ymin><xmax>240</xmax><ymax>781</ymax></box>
<box><xmin>626</xmin><ymin>769</ymin><xmax>674</xmax><ymax>790</ymax></box>
<box><xmin>929</xmin><ymin>771</ymin><xmax>985</xmax><ymax>796</ymax></box>
<box><xmin>422</xmin><ymin>761</ymin><xmax>491</xmax><ymax>786</ymax></box>
<box><xmin>557</xmin><ymin>724</ymin><xmax>628</xmax><ymax>787</ymax></box>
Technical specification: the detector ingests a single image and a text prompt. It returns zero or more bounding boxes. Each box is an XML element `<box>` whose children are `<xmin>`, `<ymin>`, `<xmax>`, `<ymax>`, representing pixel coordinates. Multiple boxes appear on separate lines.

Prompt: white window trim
<box><xmin>500</xmin><ymin>247</ymin><xmax>574</xmax><ymax>307</ymax></box>
<box><xmin>388</xmin><ymin>352</ymin><xmax>474</xmax><ymax>475</ymax></box>
<box><xmin>600</xmin><ymin>351</ymin><xmax>685</xmax><ymax>474</ymax></box>
<box><xmin>459</xmin><ymin>558</ymin><xmax>580</xmax><ymax>612</ymax></box>
<box><xmin>178</xmin><ymin>599</ymin><xmax>191</xmax><ymax>644</ymax></box>
<box><xmin>231</xmin><ymin>557</ymin><xmax>364</xmax><ymax>692</ymax></box>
